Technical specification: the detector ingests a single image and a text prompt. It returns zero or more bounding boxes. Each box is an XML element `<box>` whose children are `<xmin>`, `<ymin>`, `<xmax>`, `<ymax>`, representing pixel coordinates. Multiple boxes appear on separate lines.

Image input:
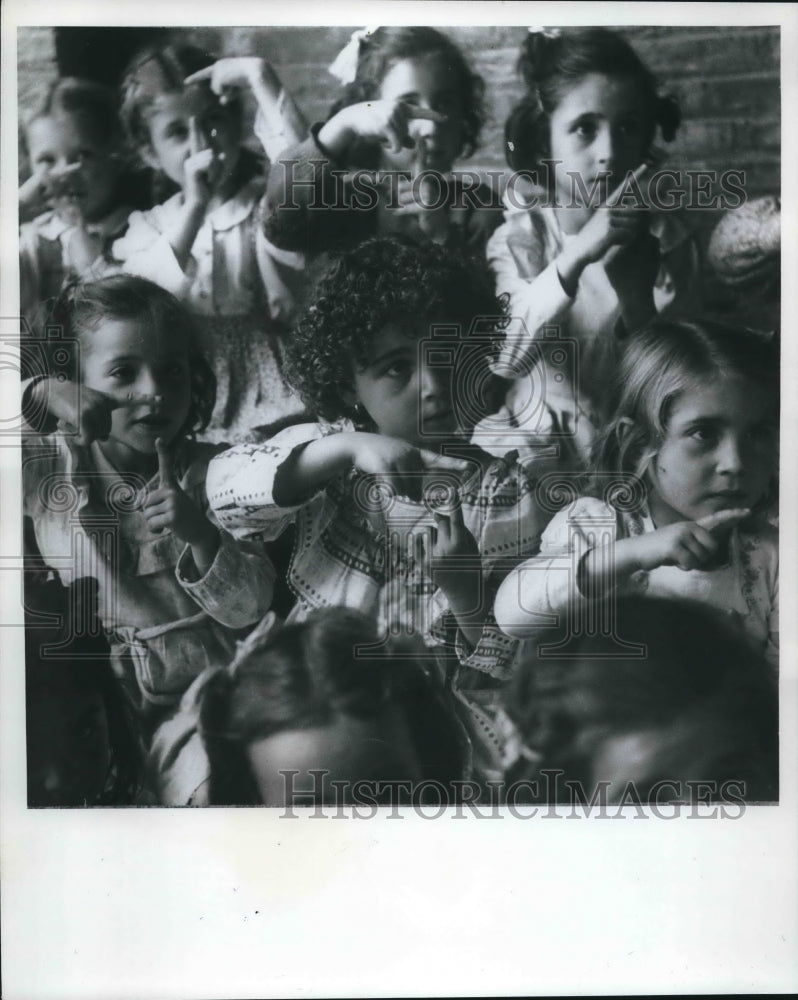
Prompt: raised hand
<box><xmin>183</xmin><ymin>116</ymin><xmax>219</xmax><ymax>208</ymax></box>
<box><xmin>184</xmin><ymin>57</ymin><xmax>279</xmax><ymax>104</ymax></box>
<box><xmin>318</xmin><ymin>100</ymin><xmax>447</xmax><ymax>160</ymax></box>
<box><xmin>348</xmin><ymin>432</ymin><xmax>469</xmax><ymax>502</ymax></box>
<box><xmin>29</xmin><ymin>378</ymin><xmax>121</xmax><ymax>446</ymax></box>
<box><xmin>141</xmin><ymin>438</ymin><xmax>218</xmax><ymax>555</ymax></box>
<box><xmin>626</xmin><ymin>508</ymin><xmax>750</xmax><ymax>572</ymax></box>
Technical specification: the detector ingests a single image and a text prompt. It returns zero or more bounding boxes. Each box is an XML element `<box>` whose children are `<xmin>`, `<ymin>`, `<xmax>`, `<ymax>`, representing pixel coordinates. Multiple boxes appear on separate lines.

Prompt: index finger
<box><xmin>184</xmin><ymin>67</ymin><xmax>214</xmax><ymax>86</ymax></box>
<box><xmin>188</xmin><ymin>117</ymin><xmax>203</xmax><ymax>157</ymax></box>
<box><xmin>696</xmin><ymin>508</ymin><xmax>751</xmax><ymax>533</ymax></box>
<box><xmin>606</xmin><ymin>161</ymin><xmax>652</xmax><ymax>208</ymax></box>
<box><xmin>156</xmin><ymin>437</ymin><xmax>176</xmax><ymax>488</ymax></box>
<box><xmin>417</xmin><ymin>449</ymin><xmax>470</xmax><ymax>472</ymax></box>
<box><xmin>405</xmin><ymin>106</ymin><xmax>448</xmax><ymax>124</ymax></box>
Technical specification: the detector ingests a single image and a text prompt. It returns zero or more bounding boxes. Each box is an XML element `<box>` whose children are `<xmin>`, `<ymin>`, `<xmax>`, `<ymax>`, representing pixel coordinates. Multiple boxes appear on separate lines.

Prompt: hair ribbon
<box><xmin>328</xmin><ymin>26</ymin><xmax>379</xmax><ymax>84</ymax></box>
<box><xmin>527</xmin><ymin>26</ymin><xmax>562</xmax><ymax>39</ymax></box>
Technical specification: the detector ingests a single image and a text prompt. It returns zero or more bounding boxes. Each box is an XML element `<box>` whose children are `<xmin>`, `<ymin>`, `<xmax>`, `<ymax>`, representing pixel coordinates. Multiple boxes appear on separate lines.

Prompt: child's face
<box><xmin>353</xmin><ymin>320</ymin><xmax>466</xmax><ymax>448</ymax></box>
<box><xmin>26</xmin><ymin>112</ymin><xmax>120</xmax><ymax>222</ymax></box>
<box><xmin>27</xmin><ymin>668</ymin><xmax>111</xmax><ymax>807</ymax></box>
<box><xmin>143</xmin><ymin>88</ymin><xmax>241</xmax><ymax>192</ymax></box>
<box><xmin>81</xmin><ymin>316</ymin><xmax>192</xmax><ymax>466</ymax></box>
<box><xmin>378</xmin><ymin>53</ymin><xmax>465</xmax><ymax>172</ymax></box>
<box><xmin>246</xmin><ymin>713</ymin><xmax>423</xmax><ymax>806</ymax></box>
<box><xmin>647</xmin><ymin>376</ymin><xmax>777</xmax><ymax>526</ymax></box>
<box><xmin>548</xmin><ymin>73</ymin><xmax>649</xmax><ymax>206</ymax></box>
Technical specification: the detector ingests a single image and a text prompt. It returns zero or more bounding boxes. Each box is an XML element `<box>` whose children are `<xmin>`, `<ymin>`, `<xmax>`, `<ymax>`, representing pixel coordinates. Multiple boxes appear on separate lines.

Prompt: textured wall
<box><xmin>18</xmin><ymin>25</ymin><xmax>780</xmax><ymax>205</ymax></box>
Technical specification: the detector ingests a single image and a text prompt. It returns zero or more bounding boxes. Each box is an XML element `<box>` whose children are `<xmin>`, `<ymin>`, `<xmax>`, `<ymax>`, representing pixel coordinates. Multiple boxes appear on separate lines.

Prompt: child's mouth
<box><xmin>135</xmin><ymin>413</ymin><xmax>170</xmax><ymax>430</ymax></box>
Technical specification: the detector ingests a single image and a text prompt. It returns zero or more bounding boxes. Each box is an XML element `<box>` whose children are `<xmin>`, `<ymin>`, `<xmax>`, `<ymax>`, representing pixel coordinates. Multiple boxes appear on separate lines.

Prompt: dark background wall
<box><xmin>19</xmin><ymin>25</ymin><xmax>780</xmax><ymax>205</ymax></box>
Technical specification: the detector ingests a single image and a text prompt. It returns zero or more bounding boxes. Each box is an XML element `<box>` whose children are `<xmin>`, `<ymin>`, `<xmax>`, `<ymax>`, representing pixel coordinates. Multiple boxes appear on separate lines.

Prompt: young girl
<box><xmin>487</xmin><ymin>28</ymin><xmax>699</xmax><ymax>462</ymax></box>
<box><xmin>113</xmin><ymin>43</ymin><xmax>308</xmax><ymax>442</ymax></box>
<box><xmin>262</xmin><ymin>27</ymin><xmax>503</xmax><ymax>267</ymax></box>
<box><xmin>156</xmin><ymin>608</ymin><xmax>468</xmax><ymax>806</ymax></box>
<box><xmin>207</xmin><ymin>237</ymin><xmax>555</xmax><ymax>785</ymax></box>
<box><xmin>19</xmin><ymin>78</ymin><xmax>131</xmax><ymax>342</ymax></box>
<box><xmin>503</xmin><ymin>596</ymin><xmax>778</xmax><ymax>805</ymax></box>
<box><xmin>494</xmin><ymin>319</ymin><xmax>779</xmax><ymax>671</ymax></box>
<box><xmin>22</xmin><ymin>276</ymin><xmax>276</xmax><ymax>797</ymax></box>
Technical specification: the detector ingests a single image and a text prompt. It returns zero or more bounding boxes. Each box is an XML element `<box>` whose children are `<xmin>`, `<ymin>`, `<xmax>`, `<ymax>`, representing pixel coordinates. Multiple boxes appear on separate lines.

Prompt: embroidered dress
<box><xmin>22</xmin><ymin>424</ymin><xmax>276</xmax><ymax>802</ymax></box>
<box><xmin>113</xmin><ymin>176</ymin><xmax>306</xmax><ymax>442</ymax></box>
<box><xmin>485</xmin><ymin>192</ymin><xmax>700</xmax><ymax>463</ymax></box>
<box><xmin>206</xmin><ymin>420</ymin><xmax>555</xmax><ymax>783</ymax></box>
<box><xmin>504</xmin><ymin>496</ymin><xmax>779</xmax><ymax>671</ymax></box>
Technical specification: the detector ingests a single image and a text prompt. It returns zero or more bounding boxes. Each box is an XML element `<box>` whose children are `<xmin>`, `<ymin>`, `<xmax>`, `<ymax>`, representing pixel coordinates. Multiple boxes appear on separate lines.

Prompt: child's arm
<box><xmin>21</xmin><ymin>376</ymin><xmax>121</xmax><ymax>443</ymax></box>
<box><xmin>430</xmin><ymin>502</ymin><xmax>486</xmax><ymax>651</ymax></box>
<box><xmin>185</xmin><ymin>57</ymin><xmax>308</xmax><ymax>162</ymax></box>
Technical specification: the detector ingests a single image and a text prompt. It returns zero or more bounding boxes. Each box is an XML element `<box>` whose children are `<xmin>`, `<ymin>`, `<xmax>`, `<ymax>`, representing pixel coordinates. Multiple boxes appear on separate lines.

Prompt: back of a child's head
<box><xmin>592</xmin><ymin>318</ymin><xmax>779</xmax><ymax>480</ymax></box>
<box><xmin>22</xmin><ymin>76</ymin><xmax>124</xmax><ymax>155</ymax></box>
<box><xmin>120</xmin><ymin>40</ymin><xmax>237</xmax><ymax>149</ymax></box>
<box><xmin>48</xmin><ymin>274</ymin><xmax>215</xmax><ymax>435</ymax></box>
<box><xmin>505</xmin><ymin>27</ymin><xmax>681</xmax><ymax>173</ymax></box>
<box><xmin>199</xmin><ymin>608</ymin><xmax>467</xmax><ymax>806</ymax></box>
<box><xmin>285</xmin><ymin>235</ymin><xmax>506</xmax><ymax>423</ymax></box>
<box><xmin>329</xmin><ymin>26</ymin><xmax>485</xmax><ymax>157</ymax></box>
<box><xmin>506</xmin><ymin>595</ymin><xmax>778</xmax><ymax>802</ymax></box>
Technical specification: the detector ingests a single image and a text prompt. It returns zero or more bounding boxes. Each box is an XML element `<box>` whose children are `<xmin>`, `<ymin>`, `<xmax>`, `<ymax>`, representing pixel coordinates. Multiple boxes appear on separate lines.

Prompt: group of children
<box><xmin>20</xmin><ymin>26</ymin><xmax>779</xmax><ymax>808</ymax></box>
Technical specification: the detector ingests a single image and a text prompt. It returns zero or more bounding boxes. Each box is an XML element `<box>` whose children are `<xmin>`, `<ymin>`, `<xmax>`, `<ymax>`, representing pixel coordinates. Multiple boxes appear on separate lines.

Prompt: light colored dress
<box><xmin>113</xmin><ymin>176</ymin><xmax>306</xmax><ymax>443</ymax></box>
<box><xmin>499</xmin><ymin>496</ymin><xmax>779</xmax><ymax>671</ymax></box>
<box><xmin>485</xmin><ymin>191</ymin><xmax>700</xmax><ymax>463</ymax></box>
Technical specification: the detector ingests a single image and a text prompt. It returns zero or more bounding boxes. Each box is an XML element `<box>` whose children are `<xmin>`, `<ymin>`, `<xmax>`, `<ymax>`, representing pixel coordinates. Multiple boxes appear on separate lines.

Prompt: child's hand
<box><xmin>319</xmin><ymin>100</ymin><xmax>447</xmax><ymax>160</ymax></box>
<box><xmin>183</xmin><ymin>117</ymin><xmax>221</xmax><ymax>208</ymax></box>
<box><xmin>626</xmin><ymin>508</ymin><xmax>750</xmax><ymax>572</ymax></box>
<box><xmin>347</xmin><ymin>432</ymin><xmax>469</xmax><ymax>502</ymax></box>
<box><xmin>30</xmin><ymin>377</ymin><xmax>119</xmax><ymax>446</ymax></box>
<box><xmin>184</xmin><ymin>57</ymin><xmax>278</xmax><ymax>103</ymax></box>
<box><xmin>19</xmin><ymin>169</ymin><xmax>53</xmax><ymax>221</ymax></box>
<box><xmin>604</xmin><ymin>228</ymin><xmax>660</xmax><ymax>331</ymax></box>
<box><xmin>558</xmin><ymin>164</ymin><xmax>652</xmax><ymax>293</ymax></box>
<box><xmin>386</xmin><ymin>173</ymin><xmax>451</xmax><ymax>243</ymax></box>
<box><xmin>430</xmin><ymin>498</ymin><xmax>481</xmax><ymax>603</ymax></box>
<box><xmin>141</xmin><ymin>439</ymin><xmax>218</xmax><ymax>550</ymax></box>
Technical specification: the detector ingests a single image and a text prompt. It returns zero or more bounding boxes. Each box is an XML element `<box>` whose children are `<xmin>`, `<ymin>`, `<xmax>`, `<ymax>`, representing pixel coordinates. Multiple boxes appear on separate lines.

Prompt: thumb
<box><xmin>696</xmin><ymin>508</ymin><xmax>751</xmax><ymax>534</ymax></box>
<box><xmin>184</xmin><ymin>66</ymin><xmax>214</xmax><ymax>87</ymax></box>
<box><xmin>156</xmin><ymin>437</ymin><xmax>176</xmax><ymax>488</ymax></box>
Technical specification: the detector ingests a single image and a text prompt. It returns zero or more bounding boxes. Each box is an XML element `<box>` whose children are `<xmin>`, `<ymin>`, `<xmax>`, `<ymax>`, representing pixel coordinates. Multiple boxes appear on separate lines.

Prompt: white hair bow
<box><xmin>527</xmin><ymin>26</ymin><xmax>562</xmax><ymax>39</ymax></box>
<box><xmin>328</xmin><ymin>26</ymin><xmax>379</xmax><ymax>84</ymax></box>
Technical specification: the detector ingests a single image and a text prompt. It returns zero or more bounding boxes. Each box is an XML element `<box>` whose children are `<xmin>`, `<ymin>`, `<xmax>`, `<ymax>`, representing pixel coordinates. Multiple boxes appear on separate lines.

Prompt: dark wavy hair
<box><xmin>505</xmin><ymin>28</ymin><xmax>682</xmax><ymax>176</ymax></box>
<box><xmin>48</xmin><ymin>275</ymin><xmax>216</xmax><ymax>439</ymax></box>
<box><xmin>198</xmin><ymin>608</ymin><xmax>468</xmax><ymax>806</ymax></box>
<box><xmin>284</xmin><ymin>236</ymin><xmax>507</xmax><ymax>424</ymax></box>
<box><xmin>588</xmin><ymin>318</ymin><xmax>779</xmax><ymax>514</ymax></box>
<box><xmin>328</xmin><ymin>27</ymin><xmax>486</xmax><ymax>159</ymax></box>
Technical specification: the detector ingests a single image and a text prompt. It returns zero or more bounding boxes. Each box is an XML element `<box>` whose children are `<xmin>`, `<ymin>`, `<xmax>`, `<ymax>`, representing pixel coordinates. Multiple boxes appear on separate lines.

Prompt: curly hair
<box><xmin>505</xmin><ymin>28</ymin><xmax>681</xmax><ymax>176</ymax></box>
<box><xmin>48</xmin><ymin>275</ymin><xmax>216</xmax><ymax>438</ymax></box>
<box><xmin>198</xmin><ymin>608</ymin><xmax>467</xmax><ymax>805</ymax></box>
<box><xmin>328</xmin><ymin>27</ymin><xmax>486</xmax><ymax>159</ymax></box>
<box><xmin>284</xmin><ymin>236</ymin><xmax>507</xmax><ymax>423</ymax></box>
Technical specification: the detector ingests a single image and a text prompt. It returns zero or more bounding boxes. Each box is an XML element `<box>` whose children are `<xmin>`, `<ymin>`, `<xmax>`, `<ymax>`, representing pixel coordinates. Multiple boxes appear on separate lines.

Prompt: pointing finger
<box><xmin>607</xmin><ymin>161</ymin><xmax>652</xmax><ymax>208</ymax></box>
<box><xmin>188</xmin><ymin>116</ymin><xmax>203</xmax><ymax>157</ymax></box>
<box><xmin>696</xmin><ymin>508</ymin><xmax>751</xmax><ymax>534</ymax></box>
<box><xmin>418</xmin><ymin>449</ymin><xmax>470</xmax><ymax>472</ymax></box>
<box><xmin>406</xmin><ymin>106</ymin><xmax>448</xmax><ymax>124</ymax></box>
<box><xmin>156</xmin><ymin>437</ymin><xmax>176</xmax><ymax>488</ymax></box>
<box><xmin>184</xmin><ymin>67</ymin><xmax>214</xmax><ymax>86</ymax></box>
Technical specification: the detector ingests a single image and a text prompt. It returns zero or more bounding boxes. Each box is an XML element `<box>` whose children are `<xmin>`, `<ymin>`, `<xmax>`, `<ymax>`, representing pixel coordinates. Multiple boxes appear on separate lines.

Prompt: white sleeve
<box><xmin>493</xmin><ymin>497</ymin><xmax>618</xmax><ymax>637</ymax></box>
<box><xmin>113</xmin><ymin>209</ymin><xmax>192</xmax><ymax>299</ymax></box>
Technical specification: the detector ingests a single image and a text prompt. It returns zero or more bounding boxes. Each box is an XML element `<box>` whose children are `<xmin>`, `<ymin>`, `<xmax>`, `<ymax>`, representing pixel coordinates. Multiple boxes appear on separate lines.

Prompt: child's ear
<box><xmin>615</xmin><ymin>416</ymin><xmax>636</xmax><ymax>446</ymax></box>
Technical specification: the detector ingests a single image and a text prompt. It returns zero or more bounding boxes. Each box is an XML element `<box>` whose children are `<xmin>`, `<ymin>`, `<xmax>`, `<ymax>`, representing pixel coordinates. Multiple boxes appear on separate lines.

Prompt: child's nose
<box><xmin>593</xmin><ymin>124</ymin><xmax>615</xmax><ymax>170</ymax></box>
<box><xmin>420</xmin><ymin>361</ymin><xmax>449</xmax><ymax>399</ymax></box>
<box><xmin>717</xmin><ymin>435</ymin><xmax>744</xmax><ymax>475</ymax></box>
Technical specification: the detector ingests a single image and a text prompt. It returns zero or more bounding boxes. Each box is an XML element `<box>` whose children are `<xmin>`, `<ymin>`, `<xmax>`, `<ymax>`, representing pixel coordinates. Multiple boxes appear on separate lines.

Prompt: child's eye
<box><xmin>35</xmin><ymin>154</ymin><xmax>56</xmax><ymax>169</ymax></box>
<box><xmin>167</xmin><ymin>124</ymin><xmax>189</xmax><ymax>142</ymax></box>
<box><xmin>382</xmin><ymin>361</ymin><xmax>411</xmax><ymax>379</ymax></box>
<box><xmin>163</xmin><ymin>362</ymin><xmax>188</xmax><ymax>379</ymax></box>
<box><xmin>108</xmin><ymin>366</ymin><xmax>135</xmax><ymax>382</ymax></box>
